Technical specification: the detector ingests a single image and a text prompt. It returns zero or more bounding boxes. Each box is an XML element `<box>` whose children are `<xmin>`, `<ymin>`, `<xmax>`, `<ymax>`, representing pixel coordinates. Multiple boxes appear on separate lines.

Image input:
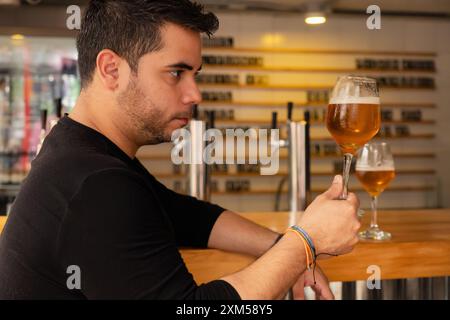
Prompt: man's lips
<box><xmin>172</xmin><ymin>109</ymin><xmax>193</xmax><ymax>127</ymax></box>
<box><xmin>173</xmin><ymin>117</ymin><xmax>189</xmax><ymax>126</ymax></box>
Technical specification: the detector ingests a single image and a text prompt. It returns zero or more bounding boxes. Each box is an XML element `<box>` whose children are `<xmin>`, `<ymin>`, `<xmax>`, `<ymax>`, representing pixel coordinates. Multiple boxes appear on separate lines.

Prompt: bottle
<box><xmin>36</xmin><ymin>109</ymin><xmax>48</xmax><ymax>155</ymax></box>
<box><xmin>49</xmin><ymin>98</ymin><xmax>63</xmax><ymax>130</ymax></box>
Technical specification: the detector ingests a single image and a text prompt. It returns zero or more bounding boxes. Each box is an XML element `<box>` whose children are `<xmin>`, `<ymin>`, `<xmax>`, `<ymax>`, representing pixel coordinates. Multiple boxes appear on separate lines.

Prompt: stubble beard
<box><xmin>117</xmin><ymin>75</ymin><xmax>171</xmax><ymax>145</ymax></box>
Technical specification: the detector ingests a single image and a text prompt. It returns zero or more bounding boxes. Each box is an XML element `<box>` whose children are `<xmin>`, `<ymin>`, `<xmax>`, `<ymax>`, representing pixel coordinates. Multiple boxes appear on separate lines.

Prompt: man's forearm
<box><xmin>220</xmin><ymin>231</ymin><xmax>306</xmax><ymax>299</ymax></box>
<box><xmin>207</xmin><ymin>210</ymin><xmax>280</xmax><ymax>257</ymax></box>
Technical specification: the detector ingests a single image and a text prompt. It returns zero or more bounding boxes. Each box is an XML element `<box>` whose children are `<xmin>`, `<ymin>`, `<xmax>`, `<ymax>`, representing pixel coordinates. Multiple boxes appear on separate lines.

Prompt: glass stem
<box><xmin>370</xmin><ymin>195</ymin><xmax>379</xmax><ymax>229</ymax></box>
<box><xmin>340</xmin><ymin>153</ymin><xmax>353</xmax><ymax>200</ymax></box>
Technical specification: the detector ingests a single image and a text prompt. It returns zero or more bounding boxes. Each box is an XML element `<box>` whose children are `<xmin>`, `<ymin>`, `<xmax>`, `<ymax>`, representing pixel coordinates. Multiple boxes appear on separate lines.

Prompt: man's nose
<box><xmin>182</xmin><ymin>78</ymin><xmax>202</xmax><ymax>105</ymax></box>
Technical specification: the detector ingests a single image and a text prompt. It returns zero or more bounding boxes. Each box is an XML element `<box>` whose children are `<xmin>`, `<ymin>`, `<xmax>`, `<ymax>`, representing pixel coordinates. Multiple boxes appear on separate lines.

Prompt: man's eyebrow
<box><xmin>166</xmin><ymin>62</ymin><xmax>202</xmax><ymax>72</ymax></box>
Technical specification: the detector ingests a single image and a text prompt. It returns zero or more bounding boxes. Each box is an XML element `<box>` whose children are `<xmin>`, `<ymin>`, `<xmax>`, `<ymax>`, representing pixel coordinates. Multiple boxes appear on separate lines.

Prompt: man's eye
<box><xmin>170</xmin><ymin>70</ymin><xmax>183</xmax><ymax>78</ymax></box>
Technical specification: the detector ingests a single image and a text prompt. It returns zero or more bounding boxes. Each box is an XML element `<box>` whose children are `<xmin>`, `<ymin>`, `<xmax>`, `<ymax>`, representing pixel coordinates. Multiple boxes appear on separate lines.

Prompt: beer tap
<box><xmin>188</xmin><ymin>104</ymin><xmax>207</xmax><ymax>200</ymax></box>
<box><xmin>203</xmin><ymin>110</ymin><xmax>215</xmax><ymax>201</ymax></box>
<box><xmin>272</xmin><ymin>102</ymin><xmax>311</xmax><ymax>226</ymax></box>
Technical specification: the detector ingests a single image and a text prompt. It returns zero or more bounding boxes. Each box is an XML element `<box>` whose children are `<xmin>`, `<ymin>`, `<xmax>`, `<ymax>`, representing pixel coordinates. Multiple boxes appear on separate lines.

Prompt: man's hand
<box><xmin>292</xmin><ymin>265</ymin><xmax>334</xmax><ymax>300</ymax></box>
<box><xmin>297</xmin><ymin>175</ymin><xmax>361</xmax><ymax>257</ymax></box>
<box><xmin>219</xmin><ymin>176</ymin><xmax>359</xmax><ymax>300</ymax></box>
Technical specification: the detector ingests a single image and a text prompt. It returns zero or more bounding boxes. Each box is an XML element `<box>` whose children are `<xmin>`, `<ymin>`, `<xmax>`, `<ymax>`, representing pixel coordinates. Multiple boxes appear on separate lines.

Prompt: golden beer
<box><xmin>327</xmin><ymin>100</ymin><xmax>381</xmax><ymax>155</ymax></box>
<box><xmin>355</xmin><ymin>169</ymin><xmax>395</xmax><ymax>197</ymax></box>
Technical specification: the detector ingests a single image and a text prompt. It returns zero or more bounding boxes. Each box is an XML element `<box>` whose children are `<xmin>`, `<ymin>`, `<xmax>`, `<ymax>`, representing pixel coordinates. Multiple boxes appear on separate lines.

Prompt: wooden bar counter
<box><xmin>180</xmin><ymin>209</ymin><xmax>450</xmax><ymax>284</ymax></box>
<box><xmin>1</xmin><ymin>209</ymin><xmax>449</xmax><ymax>283</ymax></box>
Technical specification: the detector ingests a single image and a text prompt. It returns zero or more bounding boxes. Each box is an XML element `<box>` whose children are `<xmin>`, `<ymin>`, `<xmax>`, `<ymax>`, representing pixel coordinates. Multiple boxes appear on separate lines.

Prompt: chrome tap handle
<box><xmin>192</xmin><ymin>104</ymin><xmax>199</xmax><ymax>119</ymax></box>
<box><xmin>270</xmin><ymin>111</ymin><xmax>287</xmax><ymax>148</ymax></box>
<box><xmin>208</xmin><ymin>110</ymin><xmax>215</xmax><ymax>129</ymax></box>
<box><xmin>304</xmin><ymin>111</ymin><xmax>311</xmax><ymax>206</ymax></box>
<box><xmin>271</xmin><ymin>112</ymin><xmax>278</xmax><ymax>129</ymax></box>
<box><xmin>287</xmin><ymin>101</ymin><xmax>293</xmax><ymax>121</ymax></box>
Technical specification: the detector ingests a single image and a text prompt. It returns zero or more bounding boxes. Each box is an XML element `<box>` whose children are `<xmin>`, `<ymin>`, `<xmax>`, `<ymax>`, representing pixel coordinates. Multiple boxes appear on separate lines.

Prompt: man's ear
<box><xmin>95</xmin><ymin>49</ymin><xmax>124</xmax><ymax>91</ymax></box>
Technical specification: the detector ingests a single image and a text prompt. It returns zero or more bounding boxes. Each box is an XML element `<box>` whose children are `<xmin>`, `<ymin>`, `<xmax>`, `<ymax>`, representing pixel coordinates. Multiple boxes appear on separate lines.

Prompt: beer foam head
<box><xmin>330</xmin><ymin>96</ymin><xmax>380</xmax><ymax>105</ymax></box>
<box><xmin>356</xmin><ymin>165</ymin><xmax>395</xmax><ymax>171</ymax></box>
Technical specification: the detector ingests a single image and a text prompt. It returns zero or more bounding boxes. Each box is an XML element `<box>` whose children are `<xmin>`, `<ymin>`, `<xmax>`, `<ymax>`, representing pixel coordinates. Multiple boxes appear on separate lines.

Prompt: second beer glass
<box><xmin>356</xmin><ymin>142</ymin><xmax>395</xmax><ymax>240</ymax></box>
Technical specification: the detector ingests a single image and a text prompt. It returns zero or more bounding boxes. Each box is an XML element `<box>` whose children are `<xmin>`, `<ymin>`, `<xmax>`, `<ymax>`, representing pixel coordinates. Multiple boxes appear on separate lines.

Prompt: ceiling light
<box><xmin>305</xmin><ymin>12</ymin><xmax>326</xmax><ymax>25</ymax></box>
<box><xmin>11</xmin><ymin>34</ymin><xmax>25</xmax><ymax>40</ymax></box>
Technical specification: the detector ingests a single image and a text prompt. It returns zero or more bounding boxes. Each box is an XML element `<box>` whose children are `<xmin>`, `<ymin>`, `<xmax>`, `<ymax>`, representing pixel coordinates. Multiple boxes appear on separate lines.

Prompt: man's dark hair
<box><xmin>76</xmin><ymin>0</ymin><xmax>219</xmax><ymax>89</ymax></box>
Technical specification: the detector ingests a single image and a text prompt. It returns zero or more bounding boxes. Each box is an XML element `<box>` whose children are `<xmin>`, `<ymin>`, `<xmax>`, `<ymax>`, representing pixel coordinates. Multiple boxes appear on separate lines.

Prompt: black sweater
<box><xmin>0</xmin><ymin>116</ymin><xmax>240</xmax><ymax>300</ymax></box>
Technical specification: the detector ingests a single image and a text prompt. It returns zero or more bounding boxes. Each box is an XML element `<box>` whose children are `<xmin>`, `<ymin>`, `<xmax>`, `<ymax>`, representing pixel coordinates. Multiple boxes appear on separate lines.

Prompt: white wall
<box><xmin>197</xmin><ymin>12</ymin><xmax>450</xmax><ymax>211</ymax></box>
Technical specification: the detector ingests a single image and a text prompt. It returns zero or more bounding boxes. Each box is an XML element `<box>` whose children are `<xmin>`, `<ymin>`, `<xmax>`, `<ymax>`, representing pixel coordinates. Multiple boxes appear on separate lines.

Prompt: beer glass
<box><xmin>356</xmin><ymin>142</ymin><xmax>395</xmax><ymax>240</ymax></box>
<box><xmin>327</xmin><ymin>76</ymin><xmax>381</xmax><ymax>199</ymax></box>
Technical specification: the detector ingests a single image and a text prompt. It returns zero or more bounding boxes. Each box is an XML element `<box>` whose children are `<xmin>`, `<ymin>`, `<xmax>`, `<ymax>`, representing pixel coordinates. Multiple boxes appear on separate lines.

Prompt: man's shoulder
<box><xmin>77</xmin><ymin>165</ymin><xmax>148</xmax><ymax>190</ymax></box>
<box><xmin>33</xmin><ymin>117</ymin><xmax>134</xmax><ymax>179</ymax></box>
<box><xmin>20</xmin><ymin>145</ymin><xmax>147</xmax><ymax>208</ymax></box>
<box><xmin>31</xmin><ymin>147</ymin><xmax>131</xmax><ymax>181</ymax></box>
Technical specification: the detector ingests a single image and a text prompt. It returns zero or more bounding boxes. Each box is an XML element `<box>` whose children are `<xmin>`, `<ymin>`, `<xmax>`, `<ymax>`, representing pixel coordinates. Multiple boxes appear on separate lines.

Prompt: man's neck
<box><xmin>69</xmin><ymin>93</ymin><xmax>139</xmax><ymax>159</ymax></box>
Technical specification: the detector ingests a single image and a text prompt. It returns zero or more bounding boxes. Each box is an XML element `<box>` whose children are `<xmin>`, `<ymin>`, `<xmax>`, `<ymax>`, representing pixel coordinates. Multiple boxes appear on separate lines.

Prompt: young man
<box><xmin>0</xmin><ymin>0</ymin><xmax>360</xmax><ymax>299</ymax></box>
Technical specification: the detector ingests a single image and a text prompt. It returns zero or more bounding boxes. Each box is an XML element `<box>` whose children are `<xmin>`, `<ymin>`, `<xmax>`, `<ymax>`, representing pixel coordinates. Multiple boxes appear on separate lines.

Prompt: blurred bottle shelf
<box><xmin>136</xmin><ymin>134</ymin><xmax>436</xmax><ymax>145</ymax></box>
<box><xmin>306</xmin><ymin>153</ymin><xmax>436</xmax><ymax>159</ymax></box>
<box><xmin>210</xmin><ymin>186</ymin><xmax>435</xmax><ymax>196</ymax></box>
<box><xmin>154</xmin><ymin>169</ymin><xmax>436</xmax><ymax>179</ymax></box>
<box><xmin>202</xmin><ymin>134</ymin><xmax>435</xmax><ymax>140</ymax></box>
<box><xmin>203</xmin><ymin>65</ymin><xmax>436</xmax><ymax>74</ymax></box>
<box><xmin>199</xmin><ymin>84</ymin><xmax>435</xmax><ymax>91</ymax></box>
<box><xmin>158</xmin><ymin>47</ymin><xmax>437</xmax><ymax>208</ymax></box>
<box><xmin>137</xmin><ymin>152</ymin><xmax>436</xmax><ymax>160</ymax></box>
<box><xmin>307</xmin><ymin>134</ymin><xmax>435</xmax><ymax>141</ymax></box>
<box><xmin>202</xmin><ymin>47</ymin><xmax>436</xmax><ymax>57</ymax></box>
<box><xmin>198</xmin><ymin>102</ymin><xmax>436</xmax><ymax>108</ymax></box>
<box><xmin>213</xmin><ymin>119</ymin><xmax>435</xmax><ymax>125</ymax></box>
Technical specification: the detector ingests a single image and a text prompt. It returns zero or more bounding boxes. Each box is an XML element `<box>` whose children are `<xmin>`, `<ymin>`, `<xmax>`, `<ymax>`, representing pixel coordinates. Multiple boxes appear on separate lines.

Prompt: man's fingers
<box><xmin>322</xmin><ymin>175</ymin><xmax>343</xmax><ymax>200</ymax></box>
<box><xmin>292</xmin><ymin>274</ymin><xmax>306</xmax><ymax>300</ymax></box>
<box><xmin>346</xmin><ymin>192</ymin><xmax>360</xmax><ymax>208</ymax></box>
<box><xmin>313</xmin><ymin>283</ymin><xmax>335</xmax><ymax>300</ymax></box>
<box><xmin>310</xmin><ymin>267</ymin><xmax>335</xmax><ymax>300</ymax></box>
